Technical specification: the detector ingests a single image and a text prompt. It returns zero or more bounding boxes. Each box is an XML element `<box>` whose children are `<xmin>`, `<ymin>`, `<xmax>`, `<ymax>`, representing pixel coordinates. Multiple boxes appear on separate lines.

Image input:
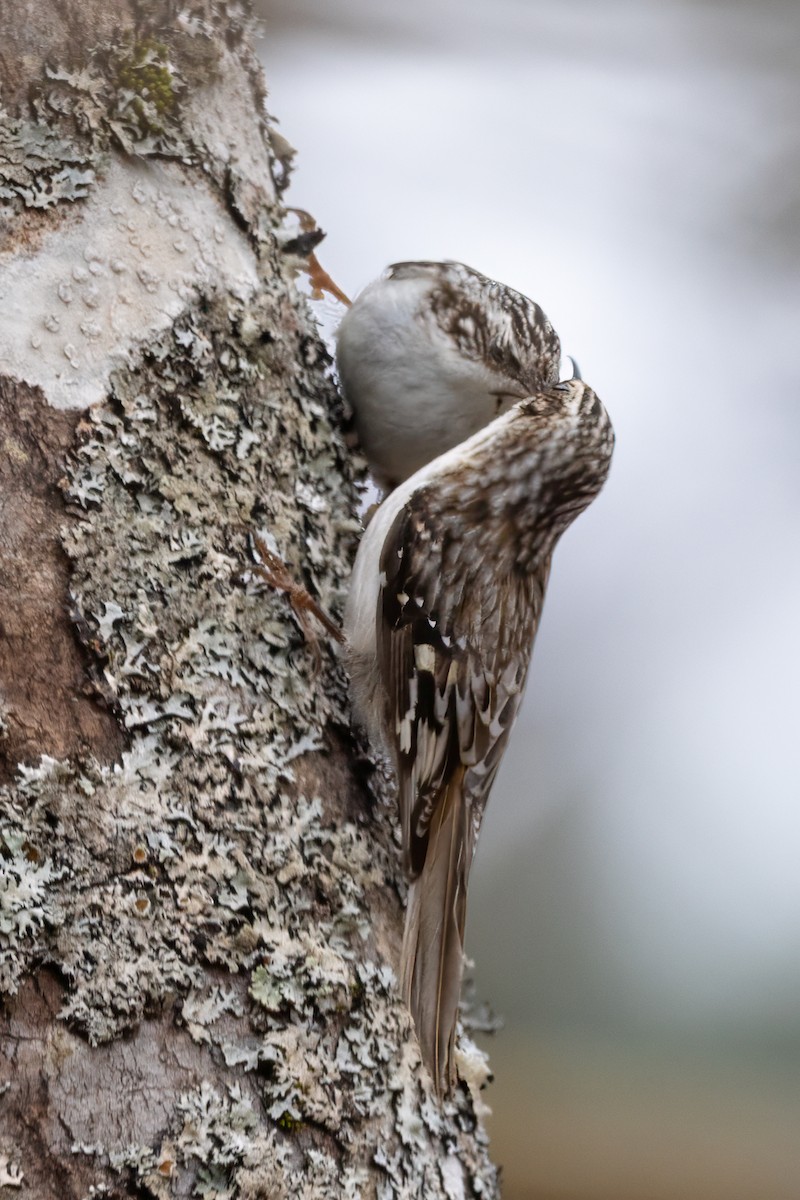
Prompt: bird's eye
<box><xmin>492</xmin><ymin>391</ymin><xmax>522</xmax><ymax>414</ymax></box>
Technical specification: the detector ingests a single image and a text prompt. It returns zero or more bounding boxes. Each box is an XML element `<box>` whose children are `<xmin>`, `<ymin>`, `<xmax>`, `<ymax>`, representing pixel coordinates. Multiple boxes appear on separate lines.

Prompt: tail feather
<box><xmin>400</xmin><ymin>771</ymin><xmax>470</xmax><ymax>1094</ymax></box>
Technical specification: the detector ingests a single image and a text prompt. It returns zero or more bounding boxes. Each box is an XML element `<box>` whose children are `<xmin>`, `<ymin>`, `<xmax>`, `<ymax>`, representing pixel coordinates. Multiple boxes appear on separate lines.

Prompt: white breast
<box><xmin>336</xmin><ymin>273</ymin><xmax>506</xmax><ymax>487</ymax></box>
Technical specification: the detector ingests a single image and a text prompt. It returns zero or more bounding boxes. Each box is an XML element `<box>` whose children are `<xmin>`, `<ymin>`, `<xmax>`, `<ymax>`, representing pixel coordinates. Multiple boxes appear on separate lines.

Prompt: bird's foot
<box><xmin>285</xmin><ymin>207</ymin><xmax>352</xmax><ymax>307</ymax></box>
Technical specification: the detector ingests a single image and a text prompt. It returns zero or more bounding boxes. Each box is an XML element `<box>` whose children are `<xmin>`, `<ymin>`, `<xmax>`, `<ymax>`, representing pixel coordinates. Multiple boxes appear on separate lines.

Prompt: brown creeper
<box><xmin>345</xmin><ymin>379</ymin><xmax>614</xmax><ymax>1093</ymax></box>
<box><xmin>336</xmin><ymin>260</ymin><xmax>562</xmax><ymax>490</ymax></box>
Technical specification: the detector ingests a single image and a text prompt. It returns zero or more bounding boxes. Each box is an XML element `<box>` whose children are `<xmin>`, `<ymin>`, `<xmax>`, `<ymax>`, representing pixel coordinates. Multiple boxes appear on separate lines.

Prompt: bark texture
<box><xmin>0</xmin><ymin>3</ymin><xmax>498</xmax><ymax>1197</ymax></box>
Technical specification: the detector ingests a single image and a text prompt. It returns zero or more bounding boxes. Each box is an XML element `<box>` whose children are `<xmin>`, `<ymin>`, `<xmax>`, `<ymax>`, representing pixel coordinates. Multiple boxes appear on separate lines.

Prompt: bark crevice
<box><xmin>0</xmin><ymin>379</ymin><xmax>126</xmax><ymax>782</ymax></box>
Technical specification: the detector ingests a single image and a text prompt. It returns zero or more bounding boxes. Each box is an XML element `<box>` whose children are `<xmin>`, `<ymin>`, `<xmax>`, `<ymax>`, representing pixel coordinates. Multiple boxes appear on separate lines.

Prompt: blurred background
<box><xmin>256</xmin><ymin>2</ymin><xmax>800</xmax><ymax>1196</ymax></box>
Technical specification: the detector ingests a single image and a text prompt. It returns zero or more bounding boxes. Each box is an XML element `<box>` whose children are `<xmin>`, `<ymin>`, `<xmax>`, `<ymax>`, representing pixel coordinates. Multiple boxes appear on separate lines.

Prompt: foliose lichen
<box><xmin>0</xmin><ymin>110</ymin><xmax>96</xmax><ymax>209</ymax></box>
<box><xmin>0</xmin><ymin>253</ymin><xmax>496</xmax><ymax>1195</ymax></box>
<box><xmin>0</xmin><ymin>2</ymin><xmax>264</xmax><ymax>214</ymax></box>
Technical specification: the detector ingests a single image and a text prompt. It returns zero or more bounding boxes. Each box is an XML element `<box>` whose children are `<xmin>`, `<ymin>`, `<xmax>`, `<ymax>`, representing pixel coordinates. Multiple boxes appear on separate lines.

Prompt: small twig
<box><xmin>250</xmin><ymin>533</ymin><xmax>345</xmax><ymax>673</ymax></box>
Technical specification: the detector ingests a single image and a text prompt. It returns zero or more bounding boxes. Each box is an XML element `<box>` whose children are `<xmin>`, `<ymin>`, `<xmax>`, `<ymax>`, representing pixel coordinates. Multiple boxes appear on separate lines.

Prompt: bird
<box><xmin>336</xmin><ymin>260</ymin><xmax>563</xmax><ymax>490</ymax></box>
<box><xmin>344</xmin><ymin>373</ymin><xmax>614</xmax><ymax>1094</ymax></box>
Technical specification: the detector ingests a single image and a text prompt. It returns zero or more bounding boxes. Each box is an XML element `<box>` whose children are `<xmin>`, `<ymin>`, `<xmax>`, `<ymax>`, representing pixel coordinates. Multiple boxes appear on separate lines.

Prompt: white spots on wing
<box><xmin>398</xmin><ymin>713</ymin><xmax>413</xmax><ymax>753</ymax></box>
<box><xmin>414</xmin><ymin>643</ymin><xmax>435</xmax><ymax>673</ymax></box>
<box><xmin>397</xmin><ymin>676</ymin><xmax>419</xmax><ymax>752</ymax></box>
<box><xmin>397</xmin><ymin>591</ymin><xmax>409</xmax><ymax>605</ymax></box>
<box><xmin>488</xmin><ymin>712</ymin><xmax>506</xmax><ymax>739</ymax></box>
<box><xmin>500</xmin><ymin>660</ymin><xmax>521</xmax><ymax>692</ymax></box>
<box><xmin>398</xmin><ymin>710</ymin><xmax>417</xmax><ymax>748</ymax></box>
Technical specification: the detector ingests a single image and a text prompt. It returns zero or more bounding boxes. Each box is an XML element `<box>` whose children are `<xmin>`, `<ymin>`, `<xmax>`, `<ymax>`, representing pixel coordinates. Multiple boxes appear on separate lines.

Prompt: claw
<box><xmin>566</xmin><ymin>354</ymin><xmax>581</xmax><ymax>381</ymax></box>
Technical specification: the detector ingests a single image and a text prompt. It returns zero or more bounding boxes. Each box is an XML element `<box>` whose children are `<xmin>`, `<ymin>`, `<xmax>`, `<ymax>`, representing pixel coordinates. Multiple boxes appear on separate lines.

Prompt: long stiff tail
<box><xmin>400</xmin><ymin>771</ymin><xmax>470</xmax><ymax>1094</ymax></box>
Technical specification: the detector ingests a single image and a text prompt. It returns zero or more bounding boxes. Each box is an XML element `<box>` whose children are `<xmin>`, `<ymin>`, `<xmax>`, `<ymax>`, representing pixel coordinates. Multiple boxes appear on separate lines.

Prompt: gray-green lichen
<box><xmin>0</xmin><ymin>49</ymin><xmax>183</xmax><ymax>213</ymax></box>
<box><xmin>0</xmin><ymin>1</ymin><xmax>267</xmax><ymax>221</ymax></box>
<box><xmin>0</xmin><ymin>111</ymin><xmax>95</xmax><ymax>209</ymax></box>
<box><xmin>2</xmin><ymin>273</ymin><xmax>369</xmax><ymax>1025</ymax></box>
<box><xmin>0</xmin><ymin>257</ymin><xmax>497</xmax><ymax>1199</ymax></box>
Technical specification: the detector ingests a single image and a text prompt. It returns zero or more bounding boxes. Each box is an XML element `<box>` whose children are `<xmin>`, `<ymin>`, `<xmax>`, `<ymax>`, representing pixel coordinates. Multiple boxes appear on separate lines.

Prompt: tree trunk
<box><xmin>0</xmin><ymin>3</ymin><xmax>498</xmax><ymax>1196</ymax></box>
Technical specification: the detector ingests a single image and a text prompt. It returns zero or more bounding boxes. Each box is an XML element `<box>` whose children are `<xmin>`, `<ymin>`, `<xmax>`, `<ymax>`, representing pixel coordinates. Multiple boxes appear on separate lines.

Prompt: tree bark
<box><xmin>0</xmin><ymin>3</ymin><xmax>498</xmax><ymax>1196</ymax></box>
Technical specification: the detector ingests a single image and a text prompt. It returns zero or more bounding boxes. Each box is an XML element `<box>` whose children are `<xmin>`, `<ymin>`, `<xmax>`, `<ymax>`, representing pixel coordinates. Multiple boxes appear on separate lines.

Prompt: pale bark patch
<box><xmin>0</xmin><ymin>159</ymin><xmax>260</xmax><ymax>410</ymax></box>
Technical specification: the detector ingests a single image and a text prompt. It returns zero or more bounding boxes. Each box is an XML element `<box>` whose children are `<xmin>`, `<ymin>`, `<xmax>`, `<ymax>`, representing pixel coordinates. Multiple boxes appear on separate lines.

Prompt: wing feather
<box><xmin>377</xmin><ymin>487</ymin><xmax>549</xmax><ymax>1090</ymax></box>
<box><xmin>379</xmin><ymin>498</ymin><xmax>545</xmax><ymax>853</ymax></box>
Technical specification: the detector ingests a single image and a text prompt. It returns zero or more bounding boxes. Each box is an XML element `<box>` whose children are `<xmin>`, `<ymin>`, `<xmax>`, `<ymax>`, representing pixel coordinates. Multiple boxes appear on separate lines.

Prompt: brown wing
<box><xmin>378</xmin><ymin>487</ymin><xmax>549</xmax><ymax>1091</ymax></box>
<box><xmin>377</xmin><ymin>490</ymin><xmax>549</xmax><ymax>879</ymax></box>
